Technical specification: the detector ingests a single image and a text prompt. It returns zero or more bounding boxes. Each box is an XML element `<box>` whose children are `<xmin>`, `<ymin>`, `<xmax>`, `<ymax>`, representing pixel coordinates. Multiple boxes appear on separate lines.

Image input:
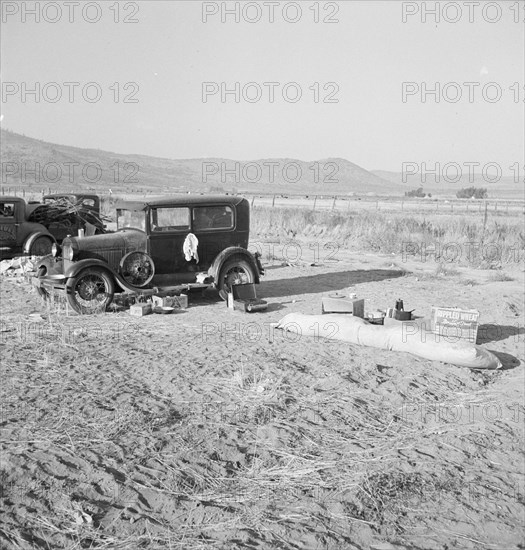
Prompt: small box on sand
<box><xmin>152</xmin><ymin>294</ymin><xmax>188</xmax><ymax>309</ymax></box>
<box><xmin>431</xmin><ymin>306</ymin><xmax>480</xmax><ymax>343</ymax></box>
<box><xmin>322</xmin><ymin>295</ymin><xmax>364</xmax><ymax>318</ymax></box>
<box><xmin>129</xmin><ymin>303</ymin><xmax>152</xmax><ymax>317</ymax></box>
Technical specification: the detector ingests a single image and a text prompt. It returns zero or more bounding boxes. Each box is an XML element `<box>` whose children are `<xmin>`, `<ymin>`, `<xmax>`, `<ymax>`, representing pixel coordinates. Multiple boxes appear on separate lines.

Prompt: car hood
<box><xmin>63</xmin><ymin>230</ymin><xmax>147</xmax><ymax>271</ymax></box>
<box><xmin>66</xmin><ymin>229</ymin><xmax>146</xmax><ymax>251</ymax></box>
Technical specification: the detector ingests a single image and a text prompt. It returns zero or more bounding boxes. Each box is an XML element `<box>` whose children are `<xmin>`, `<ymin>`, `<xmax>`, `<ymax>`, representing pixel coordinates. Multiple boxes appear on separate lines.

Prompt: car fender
<box><xmin>63</xmin><ymin>258</ymin><xmax>147</xmax><ymax>293</ymax></box>
<box><xmin>208</xmin><ymin>246</ymin><xmax>261</xmax><ymax>286</ymax></box>
<box><xmin>36</xmin><ymin>254</ymin><xmax>62</xmax><ymax>276</ymax></box>
<box><xmin>23</xmin><ymin>231</ymin><xmax>57</xmax><ymax>254</ymax></box>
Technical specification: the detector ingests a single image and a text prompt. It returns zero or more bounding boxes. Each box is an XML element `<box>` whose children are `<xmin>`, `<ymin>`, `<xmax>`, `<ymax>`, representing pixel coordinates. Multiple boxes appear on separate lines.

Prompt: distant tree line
<box><xmin>456</xmin><ymin>187</ymin><xmax>488</xmax><ymax>199</ymax></box>
<box><xmin>404</xmin><ymin>186</ymin><xmax>488</xmax><ymax>199</ymax></box>
<box><xmin>405</xmin><ymin>187</ymin><xmax>431</xmax><ymax>198</ymax></box>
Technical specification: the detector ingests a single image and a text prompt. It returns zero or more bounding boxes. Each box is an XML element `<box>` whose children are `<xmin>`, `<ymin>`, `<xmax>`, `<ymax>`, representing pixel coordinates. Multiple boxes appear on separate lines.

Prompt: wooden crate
<box><xmin>431</xmin><ymin>306</ymin><xmax>480</xmax><ymax>343</ymax></box>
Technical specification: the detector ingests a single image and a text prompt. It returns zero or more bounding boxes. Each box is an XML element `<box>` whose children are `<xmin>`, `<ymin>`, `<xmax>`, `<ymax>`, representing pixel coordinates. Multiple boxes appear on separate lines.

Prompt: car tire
<box><xmin>29</xmin><ymin>236</ymin><xmax>53</xmax><ymax>257</ymax></box>
<box><xmin>217</xmin><ymin>257</ymin><xmax>256</xmax><ymax>299</ymax></box>
<box><xmin>66</xmin><ymin>267</ymin><xmax>115</xmax><ymax>314</ymax></box>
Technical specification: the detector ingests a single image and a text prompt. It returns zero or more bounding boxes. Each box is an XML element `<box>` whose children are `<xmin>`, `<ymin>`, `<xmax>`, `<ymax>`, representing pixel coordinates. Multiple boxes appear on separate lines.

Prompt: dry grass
<box><xmin>487</xmin><ymin>272</ymin><xmax>515</xmax><ymax>282</ymax></box>
<box><xmin>249</xmin><ymin>206</ymin><xmax>524</xmax><ymax>269</ymax></box>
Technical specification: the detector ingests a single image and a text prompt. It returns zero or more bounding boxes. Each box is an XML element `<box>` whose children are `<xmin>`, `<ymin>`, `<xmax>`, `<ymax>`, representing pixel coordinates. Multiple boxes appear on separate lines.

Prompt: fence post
<box><xmin>251</xmin><ymin>196</ymin><xmax>255</xmax><ymax>208</ymax></box>
<box><xmin>272</xmin><ymin>195</ymin><xmax>276</xmax><ymax>208</ymax></box>
<box><xmin>332</xmin><ymin>197</ymin><xmax>336</xmax><ymax>210</ymax></box>
<box><xmin>401</xmin><ymin>201</ymin><xmax>404</xmax><ymax>211</ymax></box>
<box><xmin>313</xmin><ymin>196</ymin><xmax>317</xmax><ymax>210</ymax></box>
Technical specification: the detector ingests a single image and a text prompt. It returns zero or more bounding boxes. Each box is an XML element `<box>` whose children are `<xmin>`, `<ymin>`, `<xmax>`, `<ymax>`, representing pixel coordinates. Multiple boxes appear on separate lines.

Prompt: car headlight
<box><xmin>51</xmin><ymin>243</ymin><xmax>61</xmax><ymax>257</ymax></box>
<box><xmin>62</xmin><ymin>240</ymin><xmax>78</xmax><ymax>261</ymax></box>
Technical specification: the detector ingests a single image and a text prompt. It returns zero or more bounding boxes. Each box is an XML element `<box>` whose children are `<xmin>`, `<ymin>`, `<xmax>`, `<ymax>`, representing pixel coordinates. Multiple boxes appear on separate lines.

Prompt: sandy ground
<box><xmin>0</xmin><ymin>242</ymin><xmax>524</xmax><ymax>549</ymax></box>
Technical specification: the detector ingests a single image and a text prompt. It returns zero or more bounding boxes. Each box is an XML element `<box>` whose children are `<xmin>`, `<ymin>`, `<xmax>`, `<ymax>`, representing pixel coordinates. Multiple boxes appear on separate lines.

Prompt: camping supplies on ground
<box><xmin>322</xmin><ymin>293</ymin><xmax>365</xmax><ymax>317</ymax></box>
<box><xmin>227</xmin><ymin>283</ymin><xmax>268</xmax><ymax>313</ymax></box>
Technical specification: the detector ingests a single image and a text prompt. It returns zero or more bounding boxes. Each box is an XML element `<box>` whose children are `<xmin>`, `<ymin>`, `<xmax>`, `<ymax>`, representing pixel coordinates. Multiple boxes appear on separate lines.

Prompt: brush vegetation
<box><xmin>249</xmin><ymin>206</ymin><xmax>524</xmax><ymax>268</ymax></box>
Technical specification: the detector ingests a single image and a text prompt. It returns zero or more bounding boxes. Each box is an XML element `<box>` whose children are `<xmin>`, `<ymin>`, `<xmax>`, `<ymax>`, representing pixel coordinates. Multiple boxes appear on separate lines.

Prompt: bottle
<box><xmin>395</xmin><ymin>299</ymin><xmax>404</xmax><ymax>311</ymax></box>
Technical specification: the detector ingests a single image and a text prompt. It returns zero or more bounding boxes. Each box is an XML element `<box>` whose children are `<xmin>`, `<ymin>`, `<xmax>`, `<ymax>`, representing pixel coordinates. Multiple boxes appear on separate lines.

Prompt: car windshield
<box><xmin>117</xmin><ymin>209</ymin><xmax>146</xmax><ymax>231</ymax></box>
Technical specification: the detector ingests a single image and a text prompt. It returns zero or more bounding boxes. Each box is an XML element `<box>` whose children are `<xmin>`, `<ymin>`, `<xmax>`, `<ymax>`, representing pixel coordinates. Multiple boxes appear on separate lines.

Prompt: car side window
<box><xmin>151</xmin><ymin>207</ymin><xmax>190</xmax><ymax>232</ymax></box>
<box><xmin>0</xmin><ymin>203</ymin><xmax>15</xmax><ymax>217</ymax></box>
<box><xmin>193</xmin><ymin>206</ymin><xmax>233</xmax><ymax>230</ymax></box>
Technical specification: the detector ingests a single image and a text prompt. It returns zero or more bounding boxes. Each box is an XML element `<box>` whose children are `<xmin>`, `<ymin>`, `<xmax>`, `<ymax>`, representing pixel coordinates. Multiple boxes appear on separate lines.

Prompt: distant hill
<box><xmin>1</xmin><ymin>130</ymin><xmax>521</xmax><ymax>198</ymax></box>
<box><xmin>0</xmin><ymin>130</ymin><xmax>397</xmax><ymax>196</ymax></box>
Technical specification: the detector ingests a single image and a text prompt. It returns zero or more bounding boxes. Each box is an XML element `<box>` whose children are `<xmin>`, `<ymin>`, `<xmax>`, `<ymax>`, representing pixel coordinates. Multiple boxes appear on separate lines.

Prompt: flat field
<box><xmin>0</xmin><ymin>208</ymin><xmax>524</xmax><ymax>549</ymax></box>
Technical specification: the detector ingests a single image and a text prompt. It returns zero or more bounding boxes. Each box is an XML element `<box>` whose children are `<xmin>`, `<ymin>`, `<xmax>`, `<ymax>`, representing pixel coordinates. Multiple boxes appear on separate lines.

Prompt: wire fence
<box><xmin>2</xmin><ymin>186</ymin><xmax>524</xmax><ymax>216</ymax></box>
<box><xmin>245</xmin><ymin>194</ymin><xmax>525</xmax><ymax>216</ymax></box>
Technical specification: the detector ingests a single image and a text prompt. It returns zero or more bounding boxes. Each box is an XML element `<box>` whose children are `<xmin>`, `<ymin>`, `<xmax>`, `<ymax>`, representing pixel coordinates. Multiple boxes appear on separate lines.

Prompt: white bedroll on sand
<box><xmin>276</xmin><ymin>313</ymin><xmax>502</xmax><ymax>370</ymax></box>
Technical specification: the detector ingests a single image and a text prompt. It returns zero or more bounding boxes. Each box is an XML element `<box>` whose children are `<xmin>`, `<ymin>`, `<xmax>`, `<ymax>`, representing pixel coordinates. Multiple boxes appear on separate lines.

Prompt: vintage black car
<box><xmin>34</xmin><ymin>195</ymin><xmax>264</xmax><ymax>314</ymax></box>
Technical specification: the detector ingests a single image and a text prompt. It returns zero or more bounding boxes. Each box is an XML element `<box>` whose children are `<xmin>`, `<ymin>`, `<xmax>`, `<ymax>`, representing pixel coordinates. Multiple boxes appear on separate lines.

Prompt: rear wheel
<box><xmin>29</xmin><ymin>236</ymin><xmax>53</xmax><ymax>256</ymax></box>
<box><xmin>66</xmin><ymin>268</ymin><xmax>115</xmax><ymax>314</ymax></box>
<box><xmin>217</xmin><ymin>257</ymin><xmax>256</xmax><ymax>299</ymax></box>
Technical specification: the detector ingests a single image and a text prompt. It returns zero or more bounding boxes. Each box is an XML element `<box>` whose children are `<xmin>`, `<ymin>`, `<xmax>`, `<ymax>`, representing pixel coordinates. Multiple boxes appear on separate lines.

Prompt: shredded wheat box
<box><xmin>431</xmin><ymin>306</ymin><xmax>480</xmax><ymax>343</ymax></box>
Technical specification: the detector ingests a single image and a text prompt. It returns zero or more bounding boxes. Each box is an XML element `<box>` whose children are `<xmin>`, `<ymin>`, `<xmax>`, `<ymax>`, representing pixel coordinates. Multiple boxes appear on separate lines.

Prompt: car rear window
<box><xmin>151</xmin><ymin>207</ymin><xmax>191</xmax><ymax>232</ymax></box>
<box><xmin>0</xmin><ymin>203</ymin><xmax>15</xmax><ymax>217</ymax></box>
<box><xmin>193</xmin><ymin>206</ymin><xmax>233</xmax><ymax>230</ymax></box>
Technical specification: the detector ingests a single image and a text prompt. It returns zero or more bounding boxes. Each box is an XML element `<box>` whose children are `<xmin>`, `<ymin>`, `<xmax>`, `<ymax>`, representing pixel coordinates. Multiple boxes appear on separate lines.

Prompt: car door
<box><xmin>147</xmin><ymin>206</ymin><xmax>195</xmax><ymax>284</ymax></box>
<box><xmin>191</xmin><ymin>205</ymin><xmax>236</xmax><ymax>268</ymax></box>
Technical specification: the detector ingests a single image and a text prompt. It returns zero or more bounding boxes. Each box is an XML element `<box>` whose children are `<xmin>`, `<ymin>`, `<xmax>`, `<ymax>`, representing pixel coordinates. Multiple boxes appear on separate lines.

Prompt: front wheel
<box><xmin>217</xmin><ymin>257</ymin><xmax>256</xmax><ymax>299</ymax></box>
<box><xmin>66</xmin><ymin>268</ymin><xmax>115</xmax><ymax>314</ymax></box>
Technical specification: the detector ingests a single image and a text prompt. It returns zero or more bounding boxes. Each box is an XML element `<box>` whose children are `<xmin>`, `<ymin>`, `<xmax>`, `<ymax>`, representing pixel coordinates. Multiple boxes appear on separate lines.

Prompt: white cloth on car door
<box><xmin>183</xmin><ymin>233</ymin><xmax>199</xmax><ymax>262</ymax></box>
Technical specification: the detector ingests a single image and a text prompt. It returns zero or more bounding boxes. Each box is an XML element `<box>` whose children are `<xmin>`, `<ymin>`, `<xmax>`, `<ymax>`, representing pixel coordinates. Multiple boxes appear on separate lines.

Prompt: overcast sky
<box><xmin>1</xmin><ymin>1</ymin><xmax>523</xmax><ymax>172</ymax></box>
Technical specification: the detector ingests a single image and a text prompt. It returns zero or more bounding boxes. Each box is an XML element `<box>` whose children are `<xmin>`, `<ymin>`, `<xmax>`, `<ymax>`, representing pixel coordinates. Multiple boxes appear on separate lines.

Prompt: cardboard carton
<box><xmin>152</xmin><ymin>294</ymin><xmax>188</xmax><ymax>309</ymax></box>
<box><xmin>431</xmin><ymin>306</ymin><xmax>480</xmax><ymax>343</ymax></box>
<box><xmin>322</xmin><ymin>296</ymin><xmax>364</xmax><ymax>317</ymax></box>
<box><xmin>129</xmin><ymin>303</ymin><xmax>152</xmax><ymax>316</ymax></box>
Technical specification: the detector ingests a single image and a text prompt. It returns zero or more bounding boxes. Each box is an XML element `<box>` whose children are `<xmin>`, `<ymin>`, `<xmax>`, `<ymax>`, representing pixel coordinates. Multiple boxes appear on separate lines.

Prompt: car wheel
<box><xmin>66</xmin><ymin>267</ymin><xmax>115</xmax><ymax>314</ymax></box>
<box><xmin>29</xmin><ymin>236</ymin><xmax>53</xmax><ymax>257</ymax></box>
<box><xmin>217</xmin><ymin>257</ymin><xmax>256</xmax><ymax>299</ymax></box>
<box><xmin>35</xmin><ymin>266</ymin><xmax>50</xmax><ymax>300</ymax></box>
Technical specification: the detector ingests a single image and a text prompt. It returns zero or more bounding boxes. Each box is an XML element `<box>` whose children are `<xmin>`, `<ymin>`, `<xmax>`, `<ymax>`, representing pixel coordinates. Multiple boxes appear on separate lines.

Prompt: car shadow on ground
<box><xmin>260</xmin><ymin>269</ymin><xmax>405</xmax><ymax>299</ymax></box>
<box><xmin>477</xmin><ymin>324</ymin><xmax>525</xmax><ymax>344</ymax></box>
